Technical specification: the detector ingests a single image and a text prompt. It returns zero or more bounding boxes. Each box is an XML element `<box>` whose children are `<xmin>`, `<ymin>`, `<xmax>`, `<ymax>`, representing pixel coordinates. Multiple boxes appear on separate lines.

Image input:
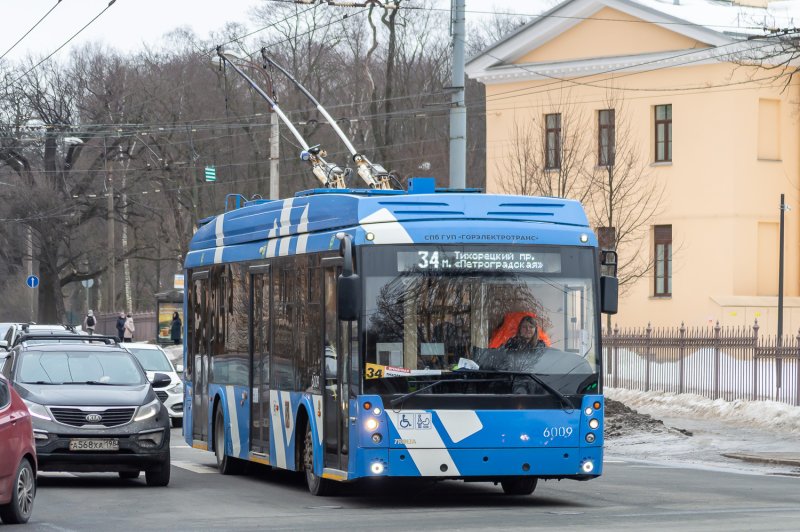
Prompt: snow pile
<box><xmin>607</xmin><ymin>387</ymin><xmax>800</xmax><ymax>434</ymax></box>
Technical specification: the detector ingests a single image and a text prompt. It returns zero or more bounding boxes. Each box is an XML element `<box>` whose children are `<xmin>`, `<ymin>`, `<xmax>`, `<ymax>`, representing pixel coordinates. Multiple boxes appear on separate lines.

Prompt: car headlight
<box><xmin>134</xmin><ymin>399</ymin><xmax>161</xmax><ymax>422</ymax></box>
<box><xmin>167</xmin><ymin>381</ymin><xmax>183</xmax><ymax>394</ymax></box>
<box><xmin>22</xmin><ymin>399</ymin><xmax>52</xmax><ymax>421</ymax></box>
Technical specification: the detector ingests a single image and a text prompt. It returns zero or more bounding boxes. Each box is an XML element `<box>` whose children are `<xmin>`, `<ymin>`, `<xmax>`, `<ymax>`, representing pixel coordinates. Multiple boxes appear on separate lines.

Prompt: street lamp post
<box><xmin>778</xmin><ymin>193</ymin><xmax>787</xmax><ymax>345</ymax></box>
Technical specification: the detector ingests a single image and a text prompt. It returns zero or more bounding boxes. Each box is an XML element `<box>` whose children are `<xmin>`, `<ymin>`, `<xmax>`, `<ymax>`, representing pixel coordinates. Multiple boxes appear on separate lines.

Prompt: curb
<box><xmin>722</xmin><ymin>452</ymin><xmax>800</xmax><ymax>467</ymax></box>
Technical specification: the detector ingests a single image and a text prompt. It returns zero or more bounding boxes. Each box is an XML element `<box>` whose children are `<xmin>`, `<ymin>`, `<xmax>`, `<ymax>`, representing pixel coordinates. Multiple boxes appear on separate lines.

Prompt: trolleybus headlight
<box><xmin>370</xmin><ymin>462</ymin><xmax>384</xmax><ymax>474</ymax></box>
<box><xmin>372</xmin><ymin>407</ymin><xmax>382</xmax><ymax>416</ymax></box>
<box><xmin>584</xmin><ymin>407</ymin><xmax>593</xmax><ymax>416</ymax></box>
<box><xmin>371</xmin><ymin>433</ymin><xmax>382</xmax><ymax>444</ymax></box>
<box><xmin>582</xmin><ymin>460</ymin><xmax>595</xmax><ymax>473</ymax></box>
<box><xmin>580</xmin><ymin>233</ymin><xmax>589</xmax><ymax>243</ymax></box>
<box><xmin>588</xmin><ymin>418</ymin><xmax>600</xmax><ymax>430</ymax></box>
<box><xmin>365</xmin><ymin>418</ymin><xmax>379</xmax><ymax>431</ymax></box>
<box><xmin>585</xmin><ymin>433</ymin><xmax>596</xmax><ymax>443</ymax></box>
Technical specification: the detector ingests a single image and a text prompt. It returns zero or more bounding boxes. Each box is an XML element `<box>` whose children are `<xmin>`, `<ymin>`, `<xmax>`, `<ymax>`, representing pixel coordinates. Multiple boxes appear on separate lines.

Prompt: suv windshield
<box><xmin>17</xmin><ymin>350</ymin><xmax>145</xmax><ymax>385</ymax></box>
<box><xmin>125</xmin><ymin>348</ymin><xmax>173</xmax><ymax>372</ymax></box>
<box><xmin>362</xmin><ymin>245</ymin><xmax>599</xmax><ymax>397</ymax></box>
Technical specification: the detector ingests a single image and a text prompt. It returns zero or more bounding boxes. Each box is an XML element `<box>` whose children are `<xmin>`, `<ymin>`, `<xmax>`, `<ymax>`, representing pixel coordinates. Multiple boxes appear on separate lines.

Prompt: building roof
<box><xmin>466</xmin><ymin>0</ymin><xmax>800</xmax><ymax>83</ymax></box>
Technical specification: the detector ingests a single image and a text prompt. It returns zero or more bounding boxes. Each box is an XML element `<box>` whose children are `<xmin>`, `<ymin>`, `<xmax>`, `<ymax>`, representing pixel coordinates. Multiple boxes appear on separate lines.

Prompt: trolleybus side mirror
<box><xmin>600</xmin><ymin>249</ymin><xmax>618</xmax><ymax>314</ymax></box>
<box><xmin>600</xmin><ymin>276</ymin><xmax>618</xmax><ymax>314</ymax></box>
<box><xmin>336</xmin><ymin>232</ymin><xmax>360</xmax><ymax>321</ymax></box>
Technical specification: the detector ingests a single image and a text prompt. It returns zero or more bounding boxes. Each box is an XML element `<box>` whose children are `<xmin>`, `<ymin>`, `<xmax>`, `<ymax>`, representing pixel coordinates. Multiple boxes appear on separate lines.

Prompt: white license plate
<box><xmin>69</xmin><ymin>439</ymin><xmax>119</xmax><ymax>451</ymax></box>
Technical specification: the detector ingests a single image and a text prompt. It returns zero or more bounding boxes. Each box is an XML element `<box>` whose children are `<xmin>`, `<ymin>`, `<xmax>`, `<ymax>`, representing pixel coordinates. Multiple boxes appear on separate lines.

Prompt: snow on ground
<box><xmin>605</xmin><ymin>388</ymin><xmax>800</xmax><ymax>476</ymax></box>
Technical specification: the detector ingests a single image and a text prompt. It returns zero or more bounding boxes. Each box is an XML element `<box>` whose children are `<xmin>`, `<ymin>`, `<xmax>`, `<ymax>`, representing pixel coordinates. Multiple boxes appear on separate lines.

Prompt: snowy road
<box><xmin>606</xmin><ymin>388</ymin><xmax>800</xmax><ymax>477</ymax></box>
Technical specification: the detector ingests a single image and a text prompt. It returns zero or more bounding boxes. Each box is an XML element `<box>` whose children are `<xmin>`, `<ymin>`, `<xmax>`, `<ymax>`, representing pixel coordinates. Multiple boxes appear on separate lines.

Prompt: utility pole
<box><xmin>449</xmin><ymin>0</ymin><xmax>466</xmax><ymax>189</ymax></box>
<box><xmin>778</xmin><ymin>193</ymin><xmax>786</xmax><ymax>344</ymax></box>
<box><xmin>105</xmin><ymin>139</ymin><xmax>116</xmax><ymax>313</ymax></box>
<box><xmin>270</xmin><ymin>110</ymin><xmax>280</xmax><ymax>199</ymax></box>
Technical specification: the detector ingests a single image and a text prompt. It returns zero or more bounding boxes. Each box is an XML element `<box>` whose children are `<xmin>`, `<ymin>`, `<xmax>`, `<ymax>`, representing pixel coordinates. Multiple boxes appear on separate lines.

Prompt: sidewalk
<box><xmin>722</xmin><ymin>452</ymin><xmax>800</xmax><ymax>467</ymax></box>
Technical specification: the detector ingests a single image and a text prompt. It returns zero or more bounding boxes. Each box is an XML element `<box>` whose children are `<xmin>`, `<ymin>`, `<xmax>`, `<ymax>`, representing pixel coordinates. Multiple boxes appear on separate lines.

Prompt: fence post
<box><xmin>645</xmin><ymin>322</ymin><xmax>652</xmax><ymax>392</ymax></box>
<box><xmin>752</xmin><ymin>319</ymin><xmax>759</xmax><ymax>401</ymax></box>
<box><xmin>713</xmin><ymin>321</ymin><xmax>721</xmax><ymax>400</ymax></box>
<box><xmin>795</xmin><ymin>329</ymin><xmax>800</xmax><ymax>406</ymax></box>
<box><xmin>679</xmin><ymin>321</ymin><xmax>686</xmax><ymax>394</ymax></box>
<box><xmin>612</xmin><ymin>323</ymin><xmax>619</xmax><ymax>388</ymax></box>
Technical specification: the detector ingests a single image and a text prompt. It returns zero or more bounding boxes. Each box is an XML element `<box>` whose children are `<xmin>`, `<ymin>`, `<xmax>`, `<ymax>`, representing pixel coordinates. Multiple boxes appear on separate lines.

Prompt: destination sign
<box><xmin>397</xmin><ymin>250</ymin><xmax>562</xmax><ymax>273</ymax></box>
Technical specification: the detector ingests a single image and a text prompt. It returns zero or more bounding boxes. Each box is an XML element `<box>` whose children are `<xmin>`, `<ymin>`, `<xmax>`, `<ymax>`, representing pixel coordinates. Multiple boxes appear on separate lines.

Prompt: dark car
<box><xmin>0</xmin><ymin>373</ymin><xmax>37</xmax><ymax>524</ymax></box>
<box><xmin>1</xmin><ymin>323</ymin><xmax>81</xmax><ymax>351</ymax></box>
<box><xmin>0</xmin><ymin>335</ymin><xmax>171</xmax><ymax>486</ymax></box>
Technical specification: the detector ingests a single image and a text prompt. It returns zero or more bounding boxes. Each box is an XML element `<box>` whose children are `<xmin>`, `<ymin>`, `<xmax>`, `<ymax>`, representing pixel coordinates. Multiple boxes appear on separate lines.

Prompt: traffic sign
<box><xmin>26</xmin><ymin>275</ymin><xmax>39</xmax><ymax>288</ymax></box>
<box><xmin>81</xmin><ymin>279</ymin><xmax>94</xmax><ymax>288</ymax></box>
<box><xmin>205</xmin><ymin>166</ymin><xmax>216</xmax><ymax>182</ymax></box>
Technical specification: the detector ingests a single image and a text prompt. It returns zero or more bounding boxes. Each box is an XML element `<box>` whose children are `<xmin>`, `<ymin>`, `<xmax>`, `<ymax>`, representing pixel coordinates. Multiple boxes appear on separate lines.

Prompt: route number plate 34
<box><xmin>69</xmin><ymin>439</ymin><xmax>119</xmax><ymax>451</ymax></box>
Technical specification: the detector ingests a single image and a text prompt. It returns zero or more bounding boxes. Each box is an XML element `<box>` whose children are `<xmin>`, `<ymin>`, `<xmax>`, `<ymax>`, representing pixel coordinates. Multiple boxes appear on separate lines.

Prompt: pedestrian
<box><xmin>123</xmin><ymin>313</ymin><xmax>135</xmax><ymax>343</ymax></box>
<box><xmin>170</xmin><ymin>311</ymin><xmax>182</xmax><ymax>345</ymax></box>
<box><xmin>83</xmin><ymin>310</ymin><xmax>97</xmax><ymax>335</ymax></box>
<box><xmin>115</xmin><ymin>312</ymin><xmax>126</xmax><ymax>342</ymax></box>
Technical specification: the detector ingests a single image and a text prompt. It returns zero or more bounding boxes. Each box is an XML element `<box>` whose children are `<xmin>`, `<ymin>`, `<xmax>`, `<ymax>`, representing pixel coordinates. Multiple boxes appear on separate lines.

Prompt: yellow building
<box><xmin>466</xmin><ymin>0</ymin><xmax>800</xmax><ymax>334</ymax></box>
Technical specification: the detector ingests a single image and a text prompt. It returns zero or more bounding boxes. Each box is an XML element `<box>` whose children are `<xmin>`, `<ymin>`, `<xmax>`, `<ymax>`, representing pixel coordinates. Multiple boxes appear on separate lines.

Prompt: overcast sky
<box><xmin>0</xmin><ymin>0</ymin><xmax>548</xmax><ymax>62</ymax></box>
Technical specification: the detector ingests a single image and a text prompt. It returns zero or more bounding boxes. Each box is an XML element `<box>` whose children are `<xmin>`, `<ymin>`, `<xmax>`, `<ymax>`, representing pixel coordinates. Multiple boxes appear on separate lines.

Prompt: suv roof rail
<box><xmin>18</xmin><ymin>334</ymin><xmax>119</xmax><ymax>345</ymax></box>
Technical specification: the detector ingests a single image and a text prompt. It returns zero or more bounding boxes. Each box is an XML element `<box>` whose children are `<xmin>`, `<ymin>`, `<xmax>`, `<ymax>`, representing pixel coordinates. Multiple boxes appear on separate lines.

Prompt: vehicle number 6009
<box><xmin>543</xmin><ymin>426</ymin><xmax>572</xmax><ymax>438</ymax></box>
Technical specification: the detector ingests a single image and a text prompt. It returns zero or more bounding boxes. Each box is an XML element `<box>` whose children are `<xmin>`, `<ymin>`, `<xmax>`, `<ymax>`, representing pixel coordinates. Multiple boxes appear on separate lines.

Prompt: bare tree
<box><xmin>497</xmin><ymin>91</ymin><xmax>592</xmax><ymax>202</ymax></box>
<box><xmin>588</xmin><ymin>90</ymin><xmax>664</xmax><ymax>292</ymax></box>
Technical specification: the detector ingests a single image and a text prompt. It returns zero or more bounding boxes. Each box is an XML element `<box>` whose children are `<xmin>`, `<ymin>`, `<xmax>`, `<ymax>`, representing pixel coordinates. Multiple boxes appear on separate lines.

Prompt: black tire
<box><xmin>145</xmin><ymin>452</ymin><xmax>171</xmax><ymax>487</ymax></box>
<box><xmin>303</xmin><ymin>423</ymin><xmax>333</xmax><ymax>496</ymax></box>
<box><xmin>171</xmin><ymin>417</ymin><xmax>183</xmax><ymax>429</ymax></box>
<box><xmin>500</xmin><ymin>477</ymin><xmax>538</xmax><ymax>495</ymax></box>
<box><xmin>214</xmin><ymin>407</ymin><xmax>243</xmax><ymax>475</ymax></box>
<box><xmin>118</xmin><ymin>471</ymin><xmax>140</xmax><ymax>480</ymax></box>
<box><xmin>0</xmin><ymin>458</ymin><xmax>35</xmax><ymax>524</ymax></box>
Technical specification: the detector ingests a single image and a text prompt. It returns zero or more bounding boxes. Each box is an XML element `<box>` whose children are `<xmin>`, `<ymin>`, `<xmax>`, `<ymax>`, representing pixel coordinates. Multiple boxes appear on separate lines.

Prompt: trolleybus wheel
<box><xmin>215</xmin><ymin>407</ymin><xmax>243</xmax><ymax>475</ymax></box>
<box><xmin>500</xmin><ymin>477</ymin><xmax>538</xmax><ymax>495</ymax></box>
<box><xmin>303</xmin><ymin>424</ymin><xmax>333</xmax><ymax>496</ymax></box>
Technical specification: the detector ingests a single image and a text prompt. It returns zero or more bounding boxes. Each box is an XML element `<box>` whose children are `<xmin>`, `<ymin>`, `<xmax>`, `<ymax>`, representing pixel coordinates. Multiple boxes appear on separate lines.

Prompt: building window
<box><xmin>545</xmin><ymin>113</ymin><xmax>561</xmax><ymax>169</ymax></box>
<box><xmin>654</xmin><ymin>104</ymin><xmax>672</xmax><ymax>162</ymax></box>
<box><xmin>654</xmin><ymin>224</ymin><xmax>672</xmax><ymax>297</ymax></box>
<box><xmin>598</xmin><ymin>109</ymin><xmax>615</xmax><ymax>166</ymax></box>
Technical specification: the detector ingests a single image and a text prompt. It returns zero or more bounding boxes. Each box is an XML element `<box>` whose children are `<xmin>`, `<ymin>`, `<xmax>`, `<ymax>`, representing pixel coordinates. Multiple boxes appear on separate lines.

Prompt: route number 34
<box><xmin>543</xmin><ymin>426</ymin><xmax>573</xmax><ymax>438</ymax></box>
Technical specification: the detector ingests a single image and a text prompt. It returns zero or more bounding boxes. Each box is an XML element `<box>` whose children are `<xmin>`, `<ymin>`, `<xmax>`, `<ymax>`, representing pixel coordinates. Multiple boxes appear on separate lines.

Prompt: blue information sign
<box><xmin>26</xmin><ymin>275</ymin><xmax>39</xmax><ymax>288</ymax></box>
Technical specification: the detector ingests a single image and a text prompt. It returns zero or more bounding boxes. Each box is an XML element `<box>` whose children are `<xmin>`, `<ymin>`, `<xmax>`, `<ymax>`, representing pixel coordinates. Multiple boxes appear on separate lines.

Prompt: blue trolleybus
<box><xmin>183</xmin><ymin>177</ymin><xmax>618</xmax><ymax>496</ymax></box>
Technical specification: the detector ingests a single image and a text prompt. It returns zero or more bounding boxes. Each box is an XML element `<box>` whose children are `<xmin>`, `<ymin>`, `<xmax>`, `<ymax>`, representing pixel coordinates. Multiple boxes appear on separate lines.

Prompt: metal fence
<box><xmin>603</xmin><ymin>321</ymin><xmax>800</xmax><ymax>406</ymax></box>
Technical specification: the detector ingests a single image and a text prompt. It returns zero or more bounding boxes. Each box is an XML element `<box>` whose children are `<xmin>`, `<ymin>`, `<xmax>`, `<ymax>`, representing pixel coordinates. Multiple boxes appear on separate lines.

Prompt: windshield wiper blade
<box><xmin>479</xmin><ymin>370</ymin><xmax>575</xmax><ymax>410</ymax></box>
<box><xmin>63</xmin><ymin>380</ymin><xmax>113</xmax><ymax>385</ymax></box>
<box><xmin>24</xmin><ymin>380</ymin><xmax>61</xmax><ymax>385</ymax></box>
<box><xmin>389</xmin><ymin>377</ymin><xmax>504</xmax><ymax>408</ymax></box>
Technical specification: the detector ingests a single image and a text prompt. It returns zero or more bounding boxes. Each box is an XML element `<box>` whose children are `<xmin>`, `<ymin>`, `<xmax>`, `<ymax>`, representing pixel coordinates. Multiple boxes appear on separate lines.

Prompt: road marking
<box><xmin>172</xmin><ymin>461</ymin><xmax>218</xmax><ymax>474</ymax></box>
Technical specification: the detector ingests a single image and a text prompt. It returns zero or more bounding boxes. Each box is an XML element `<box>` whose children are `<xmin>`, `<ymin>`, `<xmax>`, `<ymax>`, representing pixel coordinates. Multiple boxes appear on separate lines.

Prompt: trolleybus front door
<box><xmin>323</xmin><ymin>265</ymin><xmax>348</xmax><ymax>471</ymax></box>
<box><xmin>249</xmin><ymin>266</ymin><xmax>270</xmax><ymax>455</ymax></box>
<box><xmin>191</xmin><ymin>273</ymin><xmax>210</xmax><ymax>444</ymax></box>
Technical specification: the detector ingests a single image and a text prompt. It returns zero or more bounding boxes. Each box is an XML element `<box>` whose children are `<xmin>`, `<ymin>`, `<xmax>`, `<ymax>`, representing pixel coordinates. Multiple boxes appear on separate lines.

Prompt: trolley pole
<box><xmin>449</xmin><ymin>0</ymin><xmax>466</xmax><ymax>189</ymax></box>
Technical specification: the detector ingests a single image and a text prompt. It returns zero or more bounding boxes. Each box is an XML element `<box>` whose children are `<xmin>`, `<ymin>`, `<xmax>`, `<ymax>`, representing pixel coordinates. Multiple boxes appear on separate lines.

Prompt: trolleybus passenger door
<box><xmin>249</xmin><ymin>266</ymin><xmax>271</xmax><ymax>454</ymax></box>
<box><xmin>191</xmin><ymin>272</ymin><xmax>210</xmax><ymax>444</ymax></box>
<box><xmin>323</xmin><ymin>264</ymin><xmax>348</xmax><ymax>470</ymax></box>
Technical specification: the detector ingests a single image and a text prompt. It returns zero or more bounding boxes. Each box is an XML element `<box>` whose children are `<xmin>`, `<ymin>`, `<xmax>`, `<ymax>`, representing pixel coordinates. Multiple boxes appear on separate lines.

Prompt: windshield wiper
<box><xmin>62</xmin><ymin>380</ymin><xmax>114</xmax><ymax>385</ymax></box>
<box><xmin>23</xmin><ymin>380</ymin><xmax>61</xmax><ymax>385</ymax></box>
<box><xmin>389</xmin><ymin>377</ymin><xmax>505</xmax><ymax>408</ymax></box>
<box><xmin>480</xmin><ymin>370</ymin><xmax>575</xmax><ymax>410</ymax></box>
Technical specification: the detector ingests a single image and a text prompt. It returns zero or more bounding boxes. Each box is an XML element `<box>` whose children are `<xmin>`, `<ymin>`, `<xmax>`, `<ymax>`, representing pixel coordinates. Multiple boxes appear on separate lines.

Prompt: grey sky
<box><xmin>0</xmin><ymin>0</ymin><xmax>549</xmax><ymax>61</ymax></box>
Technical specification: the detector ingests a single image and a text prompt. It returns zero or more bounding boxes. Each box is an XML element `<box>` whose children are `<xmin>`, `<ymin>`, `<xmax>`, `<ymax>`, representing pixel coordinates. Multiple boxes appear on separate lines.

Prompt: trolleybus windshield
<box><xmin>362</xmin><ymin>245</ymin><xmax>599</xmax><ymax>398</ymax></box>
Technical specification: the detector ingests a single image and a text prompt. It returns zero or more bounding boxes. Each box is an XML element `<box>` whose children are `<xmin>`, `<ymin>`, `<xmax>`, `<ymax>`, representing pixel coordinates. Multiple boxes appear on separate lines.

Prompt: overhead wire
<box><xmin>3</xmin><ymin>0</ymin><xmax>118</xmax><ymax>90</ymax></box>
<box><xmin>0</xmin><ymin>0</ymin><xmax>64</xmax><ymax>63</ymax></box>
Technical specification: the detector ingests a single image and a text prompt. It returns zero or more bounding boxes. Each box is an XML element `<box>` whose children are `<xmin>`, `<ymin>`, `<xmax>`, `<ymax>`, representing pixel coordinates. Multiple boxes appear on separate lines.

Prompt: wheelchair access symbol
<box><xmin>397</xmin><ymin>413</ymin><xmax>432</xmax><ymax>430</ymax></box>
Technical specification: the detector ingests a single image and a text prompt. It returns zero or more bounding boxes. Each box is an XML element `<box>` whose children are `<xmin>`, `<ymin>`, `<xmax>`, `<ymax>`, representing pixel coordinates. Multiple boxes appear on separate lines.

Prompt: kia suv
<box><xmin>1</xmin><ymin>335</ymin><xmax>171</xmax><ymax>486</ymax></box>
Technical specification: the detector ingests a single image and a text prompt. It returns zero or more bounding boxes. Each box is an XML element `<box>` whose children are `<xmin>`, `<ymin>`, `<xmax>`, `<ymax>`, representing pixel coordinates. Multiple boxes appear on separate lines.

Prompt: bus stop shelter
<box><xmin>155</xmin><ymin>289</ymin><xmax>183</xmax><ymax>345</ymax></box>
